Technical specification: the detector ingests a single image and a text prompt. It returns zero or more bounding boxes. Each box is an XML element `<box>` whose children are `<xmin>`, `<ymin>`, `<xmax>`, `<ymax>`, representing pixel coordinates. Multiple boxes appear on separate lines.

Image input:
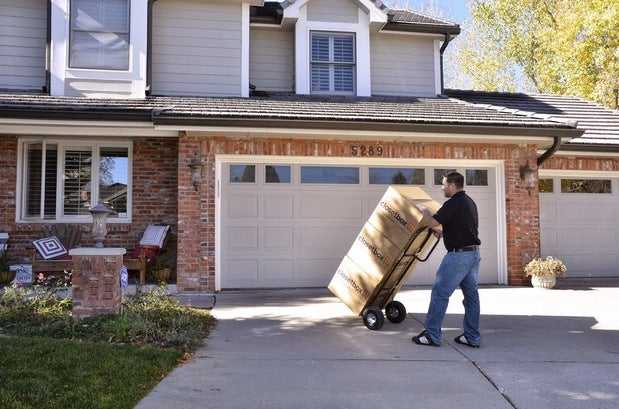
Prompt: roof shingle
<box><xmin>446</xmin><ymin>89</ymin><xmax>619</xmax><ymax>150</ymax></box>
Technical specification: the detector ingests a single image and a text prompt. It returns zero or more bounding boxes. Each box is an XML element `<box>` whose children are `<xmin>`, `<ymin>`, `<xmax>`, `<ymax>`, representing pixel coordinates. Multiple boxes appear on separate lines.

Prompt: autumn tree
<box><xmin>459</xmin><ymin>0</ymin><xmax>619</xmax><ymax>108</ymax></box>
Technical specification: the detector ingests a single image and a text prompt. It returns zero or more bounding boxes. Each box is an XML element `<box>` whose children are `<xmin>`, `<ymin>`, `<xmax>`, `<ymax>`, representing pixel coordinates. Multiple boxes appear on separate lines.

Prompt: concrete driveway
<box><xmin>137</xmin><ymin>286</ymin><xmax>619</xmax><ymax>409</ymax></box>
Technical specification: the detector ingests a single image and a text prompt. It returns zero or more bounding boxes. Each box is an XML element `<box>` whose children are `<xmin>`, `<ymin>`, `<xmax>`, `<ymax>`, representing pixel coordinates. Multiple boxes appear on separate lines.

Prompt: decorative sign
<box><xmin>350</xmin><ymin>144</ymin><xmax>384</xmax><ymax>157</ymax></box>
<box><xmin>120</xmin><ymin>265</ymin><xmax>128</xmax><ymax>289</ymax></box>
<box><xmin>10</xmin><ymin>264</ymin><xmax>32</xmax><ymax>285</ymax></box>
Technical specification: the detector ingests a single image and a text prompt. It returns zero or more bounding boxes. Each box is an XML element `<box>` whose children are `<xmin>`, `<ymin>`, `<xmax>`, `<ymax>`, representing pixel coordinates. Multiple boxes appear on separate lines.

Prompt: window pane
<box><xmin>434</xmin><ymin>169</ymin><xmax>456</xmax><ymax>185</ymax></box>
<box><xmin>230</xmin><ymin>165</ymin><xmax>255</xmax><ymax>183</ymax></box>
<box><xmin>72</xmin><ymin>0</ymin><xmax>129</xmax><ymax>32</ymax></box>
<box><xmin>25</xmin><ymin>144</ymin><xmax>42</xmax><ymax>218</ymax></box>
<box><xmin>70</xmin><ymin>32</ymin><xmax>129</xmax><ymax>70</ymax></box>
<box><xmin>561</xmin><ymin>179</ymin><xmax>611</xmax><ymax>194</ymax></box>
<box><xmin>333</xmin><ymin>65</ymin><xmax>354</xmax><ymax>92</ymax></box>
<box><xmin>265</xmin><ymin>166</ymin><xmax>291</xmax><ymax>183</ymax></box>
<box><xmin>301</xmin><ymin>166</ymin><xmax>359</xmax><ymax>184</ymax></box>
<box><xmin>99</xmin><ymin>147</ymin><xmax>128</xmax><ymax>217</ymax></box>
<box><xmin>369</xmin><ymin>168</ymin><xmax>425</xmax><ymax>185</ymax></box>
<box><xmin>333</xmin><ymin>35</ymin><xmax>354</xmax><ymax>63</ymax></box>
<box><xmin>63</xmin><ymin>149</ymin><xmax>92</xmax><ymax>216</ymax></box>
<box><xmin>311</xmin><ymin>34</ymin><xmax>330</xmax><ymax>62</ymax></box>
<box><xmin>44</xmin><ymin>145</ymin><xmax>58</xmax><ymax>219</ymax></box>
<box><xmin>466</xmin><ymin>169</ymin><xmax>488</xmax><ymax>186</ymax></box>
<box><xmin>311</xmin><ymin>64</ymin><xmax>330</xmax><ymax>92</ymax></box>
<box><xmin>539</xmin><ymin>179</ymin><xmax>554</xmax><ymax>193</ymax></box>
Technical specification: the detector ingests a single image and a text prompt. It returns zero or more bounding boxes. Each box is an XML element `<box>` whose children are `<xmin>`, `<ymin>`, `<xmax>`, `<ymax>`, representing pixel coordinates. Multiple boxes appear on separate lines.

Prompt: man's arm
<box><xmin>418</xmin><ymin>207</ymin><xmax>442</xmax><ymax>237</ymax></box>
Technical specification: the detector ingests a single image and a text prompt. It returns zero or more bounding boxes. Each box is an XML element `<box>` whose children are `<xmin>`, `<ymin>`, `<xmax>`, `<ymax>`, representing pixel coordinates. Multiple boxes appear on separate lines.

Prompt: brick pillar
<box><xmin>70</xmin><ymin>248</ymin><xmax>125</xmax><ymax>319</ymax></box>
<box><xmin>177</xmin><ymin>134</ymin><xmax>210</xmax><ymax>292</ymax></box>
<box><xmin>505</xmin><ymin>145</ymin><xmax>540</xmax><ymax>286</ymax></box>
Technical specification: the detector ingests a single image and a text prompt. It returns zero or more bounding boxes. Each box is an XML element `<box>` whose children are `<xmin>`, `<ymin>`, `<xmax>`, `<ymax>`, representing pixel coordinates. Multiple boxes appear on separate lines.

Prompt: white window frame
<box><xmin>16</xmin><ymin>138</ymin><xmax>133</xmax><ymax>224</ymax></box>
<box><xmin>310</xmin><ymin>31</ymin><xmax>356</xmax><ymax>95</ymax></box>
<box><xmin>68</xmin><ymin>0</ymin><xmax>131</xmax><ymax>71</ymax></box>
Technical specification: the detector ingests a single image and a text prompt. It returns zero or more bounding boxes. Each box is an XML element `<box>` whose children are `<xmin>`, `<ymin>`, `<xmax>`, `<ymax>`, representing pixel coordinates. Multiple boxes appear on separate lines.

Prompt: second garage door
<box><xmin>220</xmin><ymin>160</ymin><xmax>501</xmax><ymax>289</ymax></box>
<box><xmin>540</xmin><ymin>174</ymin><xmax>619</xmax><ymax>278</ymax></box>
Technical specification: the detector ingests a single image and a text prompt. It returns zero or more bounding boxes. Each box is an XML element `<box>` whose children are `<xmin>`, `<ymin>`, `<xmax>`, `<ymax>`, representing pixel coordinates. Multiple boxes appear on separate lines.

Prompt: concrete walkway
<box><xmin>137</xmin><ymin>286</ymin><xmax>619</xmax><ymax>409</ymax></box>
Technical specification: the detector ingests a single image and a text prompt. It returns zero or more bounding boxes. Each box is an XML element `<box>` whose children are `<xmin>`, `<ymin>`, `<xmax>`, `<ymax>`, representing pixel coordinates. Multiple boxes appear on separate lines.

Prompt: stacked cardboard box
<box><xmin>328</xmin><ymin>186</ymin><xmax>441</xmax><ymax>315</ymax></box>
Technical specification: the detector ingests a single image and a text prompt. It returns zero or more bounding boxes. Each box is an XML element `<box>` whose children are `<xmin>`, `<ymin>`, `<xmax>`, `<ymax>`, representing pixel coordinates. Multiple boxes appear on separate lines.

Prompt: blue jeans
<box><xmin>424</xmin><ymin>250</ymin><xmax>481</xmax><ymax>346</ymax></box>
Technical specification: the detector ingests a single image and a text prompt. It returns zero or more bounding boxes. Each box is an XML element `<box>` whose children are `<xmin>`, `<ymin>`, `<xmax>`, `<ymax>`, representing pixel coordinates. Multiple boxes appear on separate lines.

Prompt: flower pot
<box><xmin>0</xmin><ymin>270</ymin><xmax>16</xmax><ymax>286</ymax></box>
<box><xmin>531</xmin><ymin>275</ymin><xmax>556</xmax><ymax>289</ymax></box>
<box><xmin>153</xmin><ymin>268</ymin><xmax>171</xmax><ymax>284</ymax></box>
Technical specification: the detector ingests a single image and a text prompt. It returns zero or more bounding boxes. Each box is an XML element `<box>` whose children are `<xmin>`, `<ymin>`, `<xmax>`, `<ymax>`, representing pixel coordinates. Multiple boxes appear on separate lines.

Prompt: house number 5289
<box><xmin>350</xmin><ymin>144</ymin><xmax>384</xmax><ymax>157</ymax></box>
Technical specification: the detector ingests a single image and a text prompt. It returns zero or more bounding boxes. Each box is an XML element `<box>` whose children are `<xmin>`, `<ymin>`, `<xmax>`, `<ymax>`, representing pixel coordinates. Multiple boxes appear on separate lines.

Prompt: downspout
<box><xmin>537</xmin><ymin>136</ymin><xmax>561</xmax><ymax>167</ymax></box>
<box><xmin>146</xmin><ymin>0</ymin><xmax>159</xmax><ymax>96</ymax></box>
<box><xmin>45</xmin><ymin>0</ymin><xmax>51</xmax><ymax>94</ymax></box>
<box><xmin>439</xmin><ymin>33</ymin><xmax>451</xmax><ymax>95</ymax></box>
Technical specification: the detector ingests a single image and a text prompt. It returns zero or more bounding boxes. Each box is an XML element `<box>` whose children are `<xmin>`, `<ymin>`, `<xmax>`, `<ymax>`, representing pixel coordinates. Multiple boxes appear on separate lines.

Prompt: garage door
<box><xmin>0</xmin><ymin>0</ymin><xmax>47</xmax><ymax>90</ymax></box>
<box><xmin>220</xmin><ymin>160</ymin><xmax>500</xmax><ymax>289</ymax></box>
<box><xmin>540</xmin><ymin>175</ymin><xmax>619</xmax><ymax>277</ymax></box>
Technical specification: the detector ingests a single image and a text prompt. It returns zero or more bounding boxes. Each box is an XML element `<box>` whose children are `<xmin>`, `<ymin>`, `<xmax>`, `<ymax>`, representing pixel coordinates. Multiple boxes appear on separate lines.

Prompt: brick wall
<box><xmin>542</xmin><ymin>155</ymin><xmax>619</xmax><ymax>171</ymax></box>
<box><xmin>0</xmin><ymin>136</ymin><xmax>178</xmax><ymax>278</ymax></box>
<box><xmin>177</xmin><ymin>134</ymin><xmax>542</xmax><ymax>291</ymax></box>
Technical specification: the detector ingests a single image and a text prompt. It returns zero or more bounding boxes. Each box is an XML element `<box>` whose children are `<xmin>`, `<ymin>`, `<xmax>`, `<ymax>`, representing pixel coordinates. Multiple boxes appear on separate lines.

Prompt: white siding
<box><xmin>370</xmin><ymin>33</ymin><xmax>437</xmax><ymax>97</ymax></box>
<box><xmin>0</xmin><ymin>0</ymin><xmax>46</xmax><ymax>90</ymax></box>
<box><xmin>151</xmin><ymin>0</ymin><xmax>242</xmax><ymax>97</ymax></box>
<box><xmin>307</xmin><ymin>0</ymin><xmax>359</xmax><ymax>23</ymax></box>
<box><xmin>250</xmin><ymin>28</ymin><xmax>294</xmax><ymax>93</ymax></box>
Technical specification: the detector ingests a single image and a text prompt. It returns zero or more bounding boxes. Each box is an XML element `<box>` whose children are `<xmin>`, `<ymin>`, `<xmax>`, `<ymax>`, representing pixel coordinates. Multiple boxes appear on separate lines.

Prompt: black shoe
<box><xmin>412</xmin><ymin>330</ymin><xmax>440</xmax><ymax>347</ymax></box>
<box><xmin>454</xmin><ymin>334</ymin><xmax>480</xmax><ymax>348</ymax></box>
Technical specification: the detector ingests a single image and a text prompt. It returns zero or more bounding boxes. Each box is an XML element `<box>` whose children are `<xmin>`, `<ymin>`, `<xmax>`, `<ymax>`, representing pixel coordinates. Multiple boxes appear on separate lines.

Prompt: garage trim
<box><xmin>215</xmin><ymin>155</ymin><xmax>508</xmax><ymax>291</ymax></box>
<box><xmin>540</xmin><ymin>170</ymin><xmax>619</xmax><ymax>178</ymax></box>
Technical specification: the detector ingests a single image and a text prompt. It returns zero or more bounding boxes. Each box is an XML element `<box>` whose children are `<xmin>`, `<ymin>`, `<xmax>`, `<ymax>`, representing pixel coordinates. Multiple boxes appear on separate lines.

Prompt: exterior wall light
<box><xmin>89</xmin><ymin>203</ymin><xmax>116</xmax><ymax>248</ymax></box>
<box><xmin>519</xmin><ymin>162</ymin><xmax>537</xmax><ymax>193</ymax></box>
<box><xmin>189</xmin><ymin>157</ymin><xmax>206</xmax><ymax>191</ymax></box>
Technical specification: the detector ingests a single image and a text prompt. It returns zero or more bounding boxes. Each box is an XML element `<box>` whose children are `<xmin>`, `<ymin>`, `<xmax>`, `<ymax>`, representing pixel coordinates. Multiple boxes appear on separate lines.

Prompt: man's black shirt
<box><xmin>432</xmin><ymin>191</ymin><xmax>481</xmax><ymax>251</ymax></box>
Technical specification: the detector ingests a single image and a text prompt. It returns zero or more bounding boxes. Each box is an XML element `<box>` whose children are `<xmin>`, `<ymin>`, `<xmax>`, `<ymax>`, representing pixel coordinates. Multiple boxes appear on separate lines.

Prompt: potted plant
<box><xmin>524</xmin><ymin>256</ymin><xmax>567</xmax><ymax>289</ymax></box>
<box><xmin>0</xmin><ymin>251</ymin><xmax>15</xmax><ymax>286</ymax></box>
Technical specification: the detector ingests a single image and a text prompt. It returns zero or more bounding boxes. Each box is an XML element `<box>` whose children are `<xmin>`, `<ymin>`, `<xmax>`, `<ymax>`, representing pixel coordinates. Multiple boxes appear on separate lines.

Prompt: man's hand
<box><xmin>430</xmin><ymin>226</ymin><xmax>443</xmax><ymax>239</ymax></box>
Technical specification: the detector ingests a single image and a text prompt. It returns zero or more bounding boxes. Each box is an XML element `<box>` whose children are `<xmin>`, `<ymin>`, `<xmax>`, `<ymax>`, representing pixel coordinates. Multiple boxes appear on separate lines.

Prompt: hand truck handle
<box><xmin>413</xmin><ymin>231</ymin><xmax>440</xmax><ymax>263</ymax></box>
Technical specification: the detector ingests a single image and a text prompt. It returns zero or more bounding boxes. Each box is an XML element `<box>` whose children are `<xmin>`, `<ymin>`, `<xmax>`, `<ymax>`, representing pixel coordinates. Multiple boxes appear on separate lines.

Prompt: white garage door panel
<box><xmin>540</xmin><ymin>176</ymin><xmax>619</xmax><ymax>278</ymax></box>
<box><xmin>222</xmin><ymin>162</ymin><xmax>500</xmax><ymax>288</ymax></box>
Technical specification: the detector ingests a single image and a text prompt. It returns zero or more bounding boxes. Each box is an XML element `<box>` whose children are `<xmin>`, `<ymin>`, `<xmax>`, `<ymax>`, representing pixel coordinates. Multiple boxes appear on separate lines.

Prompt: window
<box><xmin>539</xmin><ymin>179</ymin><xmax>554</xmax><ymax>193</ymax></box>
<box><xmin>560</xmin><ymin>179</ymin><xmax>612</xmax><ymax>194</ymax></box>
<box><xmin>265</xmin><ymin>166</ymin><xmax>291</xmax><ymax>184</ymax></box>
<box><xmin>301</xmin><ymin>166</ymin><xmax>359</xmax><ymax>184</ymax></box>
<box><xmin>311</xmin><ymin>32</ymin><xmax>355</xmax><ymax>94</ymax></box>
<box><xmin>433</xmin><ymin>169</ymin><xmax>456</xmax><ymax>185</ymax></box>
<box><xmin>466</xmin><ymin>169</ymin><xmax>489</xmax><ymax>186</ymax></box>
<box><xmin>369</xmin><ymin>168</ymin><xmax>425</xmax><ymax>185</ymax></box>
<box><xmin>230</xmin><ymin>165</ymin><xmax>255</xmax><ymax>183</ymax></box>
<box><xmin>19</xmin><ymin>140</ymin><xmax>131</xmax><ymax>222</ymax></box>
<box><xmin>70</xmin><ymin>0</ymin><xmax>130</xmax><ymax>70</ymax></box>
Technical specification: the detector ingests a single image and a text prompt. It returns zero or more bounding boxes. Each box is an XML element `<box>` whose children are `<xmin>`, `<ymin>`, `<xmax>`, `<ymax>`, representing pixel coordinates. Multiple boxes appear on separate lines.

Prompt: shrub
<box><xmin>0</xmin><ymin>284</ymin><xmax>214</xmax><ymax>352</ymax></box>
<box><xmin>524</xmin><ymin>256</ymin><xmax>568</xmax><ymax>278</ymax></box>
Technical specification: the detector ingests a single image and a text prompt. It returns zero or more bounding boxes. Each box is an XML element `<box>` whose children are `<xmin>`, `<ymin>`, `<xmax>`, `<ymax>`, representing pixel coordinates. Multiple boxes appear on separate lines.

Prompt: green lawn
<box><xmin>0</xmin><ymin>336</ymin><xmax>182</xmax><ymax>409</ymax></box>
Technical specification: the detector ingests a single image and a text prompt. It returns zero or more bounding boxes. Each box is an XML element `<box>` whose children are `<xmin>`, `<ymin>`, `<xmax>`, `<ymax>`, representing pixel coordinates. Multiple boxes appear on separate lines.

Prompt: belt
<box><xmin>450</xmin><ymin>245</ymin><xmax>479</xmax><ymax>253</ymax></box>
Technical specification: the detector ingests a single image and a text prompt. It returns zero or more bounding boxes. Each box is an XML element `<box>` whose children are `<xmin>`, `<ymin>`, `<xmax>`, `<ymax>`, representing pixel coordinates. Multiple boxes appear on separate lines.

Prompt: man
<box><xmin>412</xmin><ymin>171</ymin><xmax>482</xmax><ymax>348</ymax></box>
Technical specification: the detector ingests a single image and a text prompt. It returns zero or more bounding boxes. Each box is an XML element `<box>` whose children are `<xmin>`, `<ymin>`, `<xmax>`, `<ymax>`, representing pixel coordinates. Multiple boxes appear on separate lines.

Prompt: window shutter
<box><xmin>63</xmin><ymin>149</ymin><xmax>92</xmax><ymax>216</ymax></box>
<box><xmin>25</xmin><ymin>144</ymin><xmax>42</xmax><ymax>218</ymax></box>
<box><xmin>311</xmin><ymin>64</ymin><xmax>331</xmax><ymax>92</ymax></box>
<box><xmin>333</xmin><ymin>65</ymin><xmax>354</xmax><ymax>92</ymax></box>
<box><xmin>44</xmin><ymin>145</ymin><xmax>58</xmax><ymax>219</ymax></box>
<box><xmin>333</xmin><ymin>35</ymin><xmax>354</xmax><ymax>63</ymax></box>
<box><xmin>311</xmin><ymin>34</ymin><xmax>330</xmax><ymax>62</ymax></box>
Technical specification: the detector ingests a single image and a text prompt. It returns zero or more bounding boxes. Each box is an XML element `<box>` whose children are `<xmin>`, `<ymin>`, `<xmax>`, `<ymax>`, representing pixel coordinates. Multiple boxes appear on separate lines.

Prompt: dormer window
<box><xmin>69</xmin><ymin>0</ymin><xmax>130</xmax><ymax>70</ymax></box>
<box><xmin>310</xmin><ymin>32</ymin><xmax>355</xmax><ymax>95</ymax></box>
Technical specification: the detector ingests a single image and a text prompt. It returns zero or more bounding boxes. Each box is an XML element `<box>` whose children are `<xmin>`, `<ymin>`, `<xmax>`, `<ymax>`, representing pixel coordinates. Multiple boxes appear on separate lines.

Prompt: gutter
<box><xmin>439</xmin><ymin>33</ymin><xmax>451</xmax><ymax>94</ymax></box>
<box><xmin>146</xmin><ymin>0</ymin><xmax>159</xmax><ymax>96</ymax></box>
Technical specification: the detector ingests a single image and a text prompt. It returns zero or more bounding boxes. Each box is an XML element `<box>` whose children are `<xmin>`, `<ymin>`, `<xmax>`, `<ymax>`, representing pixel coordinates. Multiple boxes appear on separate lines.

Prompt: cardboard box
<box><xmin>328</xmin><ymin>186</ymin><xmax>441</xmax><ymax>315</ymax></box>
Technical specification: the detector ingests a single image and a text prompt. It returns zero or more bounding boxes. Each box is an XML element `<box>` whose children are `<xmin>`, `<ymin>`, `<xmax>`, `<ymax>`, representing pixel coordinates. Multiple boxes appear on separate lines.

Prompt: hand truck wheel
<box><xmin>362</xmin><ymin>308</ymin><xmax>385</xmax><ymax>330</ymax></box>
<box><xmin>385</xmin><ymin>301</ymin><xmax>407</xmax><ymax>324</ymax></box>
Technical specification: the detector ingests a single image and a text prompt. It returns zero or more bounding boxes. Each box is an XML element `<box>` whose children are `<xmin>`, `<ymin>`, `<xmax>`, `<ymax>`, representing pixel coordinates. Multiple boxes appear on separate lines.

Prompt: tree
<box><xmin>458</xmin><ymin>0</ymin><xmax>619</xmax><ymax>108</ymax></box>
